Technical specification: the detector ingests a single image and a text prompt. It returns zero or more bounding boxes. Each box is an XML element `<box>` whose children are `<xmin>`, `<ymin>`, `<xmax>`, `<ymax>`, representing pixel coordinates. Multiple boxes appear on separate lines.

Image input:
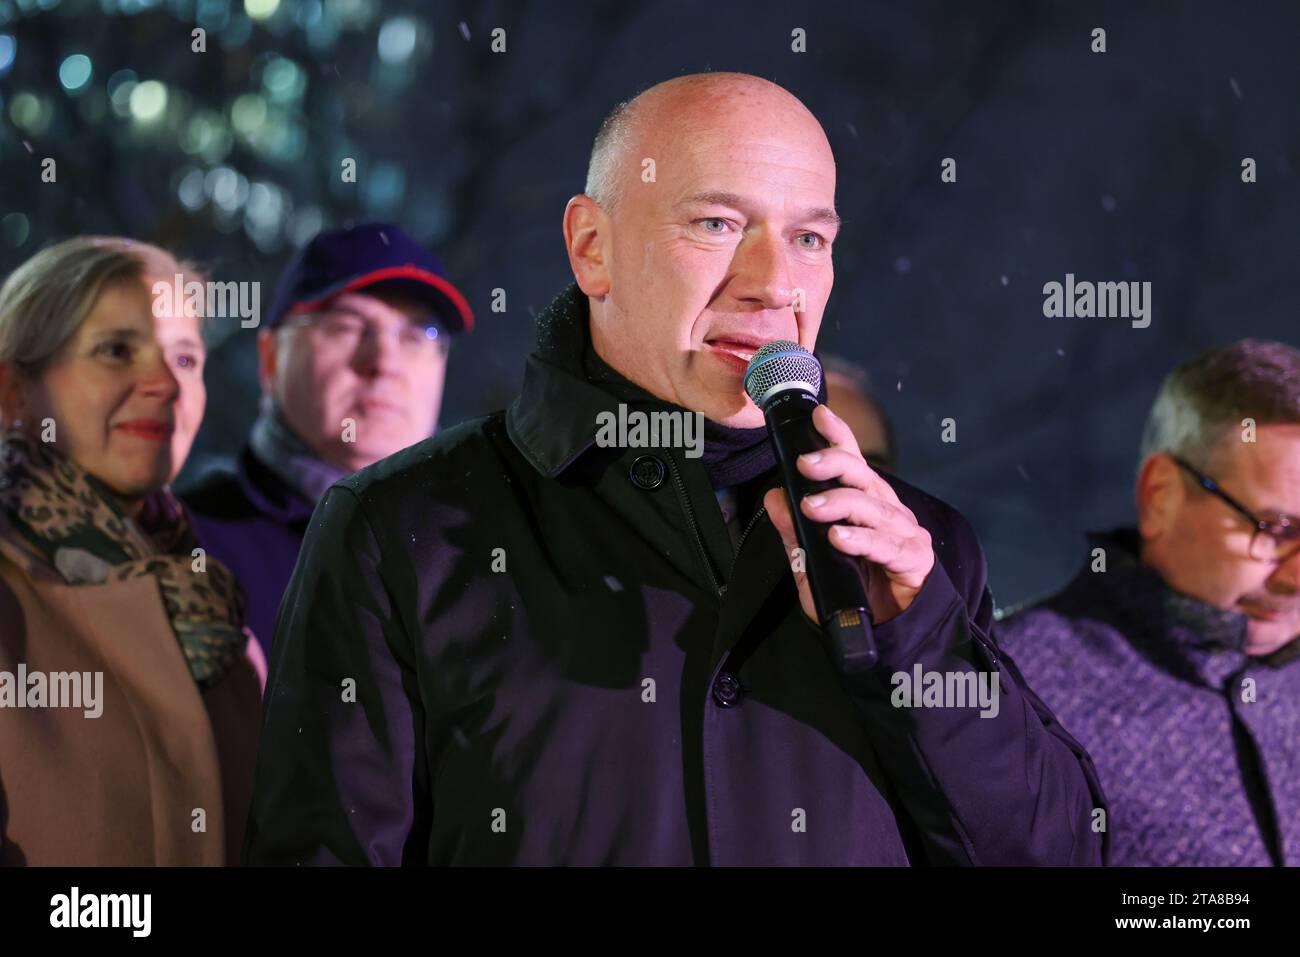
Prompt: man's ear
<box><xmin>562</xmin><ymin>195</ymin><xmax>612</xmax><ymax>299</ymax></box>
<box><xmin>256</xmin><ymin>328</ymin><xmax>279</xmax><ymax>396</ymax></box>
<box><xmin>1136</xmin><ymin>452</ymin><xmax>1183</xmax><ymax>543</ymax></box>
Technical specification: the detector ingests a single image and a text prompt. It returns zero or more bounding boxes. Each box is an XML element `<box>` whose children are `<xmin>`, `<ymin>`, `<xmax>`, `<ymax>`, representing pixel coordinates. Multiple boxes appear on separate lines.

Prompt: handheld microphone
<box><xmin>743</xmin><ymin>341</ymin><xmax>878</xmax><ymax>673</ymax></box>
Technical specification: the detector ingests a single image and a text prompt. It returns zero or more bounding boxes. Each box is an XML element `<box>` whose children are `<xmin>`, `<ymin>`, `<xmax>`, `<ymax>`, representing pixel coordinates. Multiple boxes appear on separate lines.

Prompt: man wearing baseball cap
<box><xmin>182</xmin><ymin>222</ymin><xmax>473</xmax><ymax>654</ymax></box>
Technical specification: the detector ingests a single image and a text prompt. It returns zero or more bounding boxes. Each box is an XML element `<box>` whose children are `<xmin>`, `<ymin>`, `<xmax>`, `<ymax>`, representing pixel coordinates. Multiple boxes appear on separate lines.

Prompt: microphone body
<box><xmin>745</xmin><ymin>342</ymin><xmax>879</xmax><ymax>673</ymax></box>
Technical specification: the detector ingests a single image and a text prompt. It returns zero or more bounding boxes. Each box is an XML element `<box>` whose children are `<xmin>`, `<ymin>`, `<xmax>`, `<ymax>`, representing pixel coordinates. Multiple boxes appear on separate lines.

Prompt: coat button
<box><xmin>629</xmin><ymin>454</ymin><xmax>665</xmax><ymax>490</ymax></box>
<box><xmin>712</xmin><ymin>671</ymin><xmax>743</xmax><ymax>708</ymax></box>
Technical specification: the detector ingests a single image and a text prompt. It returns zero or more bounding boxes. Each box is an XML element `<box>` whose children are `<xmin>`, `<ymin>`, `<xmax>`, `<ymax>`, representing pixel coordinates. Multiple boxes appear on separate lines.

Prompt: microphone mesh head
<box><xmin>743</xmin><ymin>340</ymin><xmax>823</xmax><ymax>407</ymax></box>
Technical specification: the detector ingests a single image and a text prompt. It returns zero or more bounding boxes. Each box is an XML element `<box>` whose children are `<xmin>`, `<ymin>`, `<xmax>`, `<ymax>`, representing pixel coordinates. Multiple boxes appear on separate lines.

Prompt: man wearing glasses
<box><xmin>181</xmin><ymin>223</ymin><xmax>474</xmax><ymax>654</ymax></box>
<box><xmin>997</xmin><ymin>338</ymin><xmax>1300</xmax><ymax>865</ymax></box>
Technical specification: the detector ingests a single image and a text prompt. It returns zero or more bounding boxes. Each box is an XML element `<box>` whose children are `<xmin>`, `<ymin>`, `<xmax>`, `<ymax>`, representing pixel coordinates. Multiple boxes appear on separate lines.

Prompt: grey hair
<box><xmin>0</xmin><ymin>236</ymin><xmax>202</xmax><ymax>376</ymax></box>
<box><xmin>1137</xmin><ymin>338</ymin><xmax>1300</xmax><ymax>474</ymax></box>
<box><xmin>584</xmin><ymin>97</ymin><xmax>636</xmax><ymax>214</ymax></box>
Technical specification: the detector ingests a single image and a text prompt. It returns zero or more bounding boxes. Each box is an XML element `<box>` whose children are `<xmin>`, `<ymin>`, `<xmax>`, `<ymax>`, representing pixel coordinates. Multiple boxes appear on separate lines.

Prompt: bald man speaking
<box><xmin>245</xmin><ymin>73</ymin><xmax>1106</xmax><ymax>866</ymax></box>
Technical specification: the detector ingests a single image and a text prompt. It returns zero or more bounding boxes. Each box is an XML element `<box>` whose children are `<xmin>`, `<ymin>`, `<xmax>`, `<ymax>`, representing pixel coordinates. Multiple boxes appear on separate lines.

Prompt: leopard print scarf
<box><xmin>0</xmin><ymin>430</ymin><xmax>247</xmax><ymax>689</ymax></box>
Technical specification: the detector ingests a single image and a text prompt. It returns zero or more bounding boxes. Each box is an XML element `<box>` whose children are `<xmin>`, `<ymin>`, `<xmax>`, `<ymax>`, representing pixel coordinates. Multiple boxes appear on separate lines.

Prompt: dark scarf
<box><xmin>1086</xmin><ymin>528</ymin><xmax>1300</xmax><ymax>674</ymax></box>
<box><xmin>248</xmin><ymin>393</ymin><xmax>348</xmax><ymax>506</ymax></box>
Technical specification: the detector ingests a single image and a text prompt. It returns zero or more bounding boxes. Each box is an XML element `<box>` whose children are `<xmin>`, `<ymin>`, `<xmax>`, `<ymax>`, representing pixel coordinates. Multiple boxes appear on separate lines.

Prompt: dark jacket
<box><xmin>180</xmin><ymin>447</ymin><xmax>316</xmax><ymax>656</ymax></box>
<box><xmin>996</xmin><ymin>529</ymin><xmax>1300</xmax><ymax>866</ymax></box>
<box><xmin>244</xmin><ymin>283</ymin><xmax>1107</xmax><ymax>866</ymax></box>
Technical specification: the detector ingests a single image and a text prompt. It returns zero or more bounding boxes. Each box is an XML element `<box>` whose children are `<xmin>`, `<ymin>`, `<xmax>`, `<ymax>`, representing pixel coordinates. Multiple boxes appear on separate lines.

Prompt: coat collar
<box><xmin>506</xmin><ymin>283</ymin><xmax>799</xmax><ymax>486</ymax></box>
<box><xmin>506</xmin><ymin>283</ymin><xmax>651</xmax><ymax>478</ymax></box>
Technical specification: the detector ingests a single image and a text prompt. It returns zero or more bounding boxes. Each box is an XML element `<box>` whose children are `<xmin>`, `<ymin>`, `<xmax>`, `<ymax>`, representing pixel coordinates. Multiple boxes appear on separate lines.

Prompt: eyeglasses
<box><xmin>1171</xmin><ymin>454</ymin><xmax>1300</xmax><ymax>563</ymax></box>
<box><xmin>288</xmin><ymin>310</ymin><xmax>448</xmax><ymax>357</ymax></box>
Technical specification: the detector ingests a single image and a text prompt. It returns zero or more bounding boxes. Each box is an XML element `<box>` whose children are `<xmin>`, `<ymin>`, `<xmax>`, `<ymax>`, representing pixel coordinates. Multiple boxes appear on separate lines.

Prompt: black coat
<box><xmin>244</xmin><ymin>283</ymin><xmax>1108</xmax><ymax>866</ymax></box>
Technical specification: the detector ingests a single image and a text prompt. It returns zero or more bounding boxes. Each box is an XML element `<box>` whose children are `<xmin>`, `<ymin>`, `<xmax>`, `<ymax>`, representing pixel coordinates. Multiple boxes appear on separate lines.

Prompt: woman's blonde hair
<box><xmin>0</xmin><ymin>236</ymin><xmax>204</xmax><ymax>376</ymax></box>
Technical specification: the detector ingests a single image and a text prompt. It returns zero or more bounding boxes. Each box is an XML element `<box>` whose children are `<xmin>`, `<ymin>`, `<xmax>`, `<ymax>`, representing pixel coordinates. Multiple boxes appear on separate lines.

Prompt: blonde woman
<box><xmin>0</xmin><ymin>237</ymin><xmax>263</xmax><ymax>865</ymax></box>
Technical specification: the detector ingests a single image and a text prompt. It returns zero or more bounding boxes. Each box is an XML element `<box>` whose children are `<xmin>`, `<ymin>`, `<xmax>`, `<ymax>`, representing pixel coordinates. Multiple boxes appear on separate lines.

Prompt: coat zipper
<box><xmin>664</xmin><ymin>453</ymin><xmax>724</xmax><ymax>597</ymax></box>
<box><xmin>734</xmin><ymin>501</ymin><xmax>768</xmax><ymax>563</ymax></box>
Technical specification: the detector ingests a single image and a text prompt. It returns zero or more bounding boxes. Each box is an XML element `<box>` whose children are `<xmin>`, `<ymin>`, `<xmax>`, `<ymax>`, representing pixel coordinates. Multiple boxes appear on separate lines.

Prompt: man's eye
<box><xmin>697</xmin><ymin>218</ymin><xmax>730</xmax><ymax>234</ymax></box>
<box><xmin>797</xmin><ymin>232</ymin><xmax>826</xmax><ymax>250</ymax></box>
<box><xmin>323</xmin><ymin>318</ymin><xmax>365</xmax><ymax>337</ymax></box>
<box><xmin>174</xmin><ymin>353</ymin><xmax>201</xmax><ymax>370</ymax></box>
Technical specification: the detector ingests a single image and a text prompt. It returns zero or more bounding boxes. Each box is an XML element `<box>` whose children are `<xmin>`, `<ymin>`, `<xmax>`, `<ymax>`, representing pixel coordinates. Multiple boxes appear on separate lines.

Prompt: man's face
<box><xmin>594</xmin><ymin>94</ymin><xmax>838</xmax><ymax>427</ymax></box>
<box><xmin>19</xmin><ymin>276</ymin><xmax>206</xmax><ymax>502</ymax></box>
<box><xmin>264</xmin><ymin>290</ymin><xmax>448</xmax><ymax>472</ymax></box>
<box><xmin>1142</xmin><ymin>424</ymin><xmax>1300</xmax><ymax>656</ymax></box>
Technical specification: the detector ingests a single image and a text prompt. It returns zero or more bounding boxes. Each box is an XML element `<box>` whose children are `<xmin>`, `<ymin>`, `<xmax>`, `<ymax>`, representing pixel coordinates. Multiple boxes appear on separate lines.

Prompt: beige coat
<box><xmin>0</xmin><ymin>512</ymin><xmax>263</xmax><ymax>865</ymax></box>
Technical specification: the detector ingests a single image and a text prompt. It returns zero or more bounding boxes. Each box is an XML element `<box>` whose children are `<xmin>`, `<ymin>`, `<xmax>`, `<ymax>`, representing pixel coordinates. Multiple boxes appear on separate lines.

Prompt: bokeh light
<box><xmin>8</xmin><ymin>92</ymin><xmax>51</xmax><ymax>135</ymax></box>
<box><xmin>108</xmin><ymin>78</ymin><xmax>137</xmax><ymax>117</ymax></box>
<box><xmin>377</xmin><ymin>16</ymin><xmax>416</xmax><ymax>64</ymax></box>
<box><xmin>287</xmin><ymin>207</ymin><xmax>321</xmax><ymax>248</ymax></box>
<box><xmin>180</xmin><ymin>111</ymin><xmax>226</xmax><ymax>158</ymax></box>
<box><xmin>261</xmin><ymin>55</ymin><xmax>306</xmax><ymax>103</ymax></box>
<box><xmin>362</xmin><ymin>161</ymin><xmax>406</xmax><ymax>214</ymax></box>
<box><xmin>244</xmin><ymin>180</ymin><xmax>290</xmax><ymax>251</ymax></box>
<box><xmin>128</xmin><ymin>79</ymin><xmax>167</xmax><ymax>124</ymax></box>
<box><xmin>205</xmin><ymin>165</ymin><xmax>249</xmax><ymax>213</ymax></box>
<box><xmin>1</xmin><ymin>212</ymin><xmax>30</xmax><ymax>249</ymax></box>
<box><xmin>196</xmin><ymin>0</ymin><xmax>231</xmax><ymax>32</ymax></box>
<box><xmin>58</xmin><ymin>53</ymin><xmax>93</xmax><ymax>93</ymax></box>
<box><xmin>176</xmin><ymin>167</ymin><xmax>207</xmax><ymax>211</ymax></box>
<box><xmin>244</xmin><ymin>0</ymin><xmax>279</xmax><ymax>22</ymax></box>
<box><xmin>230</xmin><ymin>92</ymin><xmax>268</xmax><ymax>138</ymax></box>
<box><xmin>328</xmin><ymin>0</ymin><xmax>376</xmax><ymax>30</ymax></box>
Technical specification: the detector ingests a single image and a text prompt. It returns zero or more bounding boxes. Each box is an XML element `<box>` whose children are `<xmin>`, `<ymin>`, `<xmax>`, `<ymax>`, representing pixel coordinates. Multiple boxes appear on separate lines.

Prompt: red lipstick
<box><xmin>114</xmin><ymin>419</ymin><xmax>174</xmax><ymax>442</ymax></box>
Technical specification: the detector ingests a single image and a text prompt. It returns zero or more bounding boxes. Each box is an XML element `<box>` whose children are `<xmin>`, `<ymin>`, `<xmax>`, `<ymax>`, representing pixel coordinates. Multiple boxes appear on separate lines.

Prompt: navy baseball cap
<box><xmin>267</xmin><ymin>222</ymin><xmax>474</xmax><ymax>333</ymax></box>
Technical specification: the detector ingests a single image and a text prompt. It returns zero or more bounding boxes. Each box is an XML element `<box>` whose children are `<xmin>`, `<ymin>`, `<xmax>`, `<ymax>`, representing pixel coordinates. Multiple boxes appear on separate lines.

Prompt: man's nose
<box><xmin>1267</xmin><ymin>544</ymin><xmax>1300</xmax><ymax>594</ymax></box>
<box><xmin>353</xmin><ymin>325</ymin><xmax>404</xmax><ymax>378</ymax></box>
<box><xmin>731</xmin><ymin>228</ymin><xmax>794</xmax><ymax>311</ymax></box>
